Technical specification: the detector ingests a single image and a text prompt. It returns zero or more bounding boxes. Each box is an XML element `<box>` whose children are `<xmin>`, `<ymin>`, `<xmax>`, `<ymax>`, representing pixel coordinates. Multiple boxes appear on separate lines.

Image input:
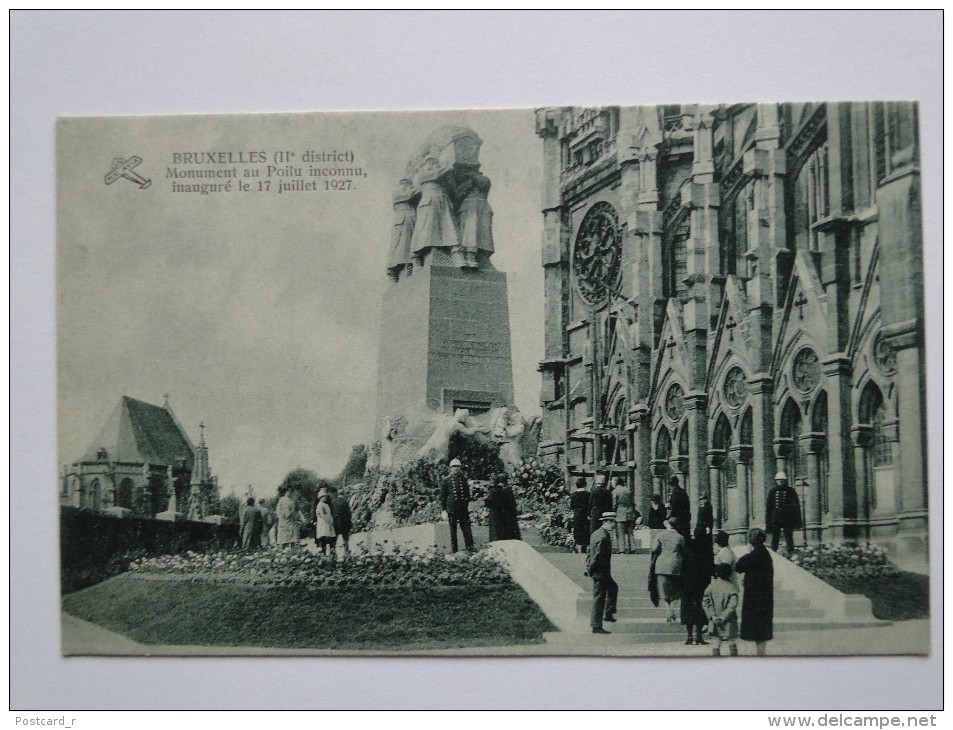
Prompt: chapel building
<box><xmin>534</xmin><ymin>103</ymin><xmax>926</xmax><ymax>565</ymax></box>
<box><xmin>61</xmin><ymin>395</ymin><xmax>217</xmax><ymax>520</ymax></box>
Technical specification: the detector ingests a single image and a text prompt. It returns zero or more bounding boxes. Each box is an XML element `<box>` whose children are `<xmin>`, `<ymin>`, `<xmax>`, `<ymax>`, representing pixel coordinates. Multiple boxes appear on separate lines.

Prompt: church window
<box><xmin>118</xmin><ymin>478</ymin><xmax>134</xmax><ymax>510</ymax></box>
<box><xmin>811</xmin><ymin>391</ymin><xmax>830</xmax><ymax>514</ymax></box>
<box><xmin>713</xmin><ymin>413</ymin><xmax>734</xmax><ymax>523</ymax></box>
<box><xmin>781</xmin><ymin>399</ymin><xmax>806</xmax><ymax>484</ymax></box>
<box><xmin>740</xmin><ymin>407</ymin><xmax>754</xmax><ymax>521</ymax></box>
<box><xmin>793</xmin><ymin>141</ymin><xmax>830</xmax><ymax>252</ymax></box>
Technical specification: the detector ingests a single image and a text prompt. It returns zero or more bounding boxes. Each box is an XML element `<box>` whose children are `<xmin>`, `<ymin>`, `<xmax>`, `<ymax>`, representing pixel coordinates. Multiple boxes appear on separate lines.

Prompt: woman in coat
<box><xmin>569</xmin><ymin>478</ymin><xmax>591</xmax><ymax>553</ymax></box>
<box><xmin>240</xmin><ymin>497</ymin><xmax>263</xmax><ymax>551</ymax></box>
<box><xmin>485</xmin><ymin>478</ymin><xmax>507</xmax><ymax>542</ymax></box>
<box><xmin>275</xmin><ymin>487</ymin><xmax>300</xmax><ymax>545</ymax></box>
<box><xmin>499</xmin><ymin>474</ymin><xmax>522</xmax><ymax>541</ymax></box>
<box><xmin>314</xmin><ymin>489</ymin><xmax>336</xmax><ymax>555</ymax></box>
<box><xmin>735</xmin><ymin>527</ymin><xmax>774</xmax><ymax>655</ymax></box>
<box><xmin>486</xmin><ymin>473</ymin><xmax>521</xmax><ymax>541</ymax></box>
<box><xmin>647</xmin><ymin>494</ymin><xmax>667</xmax><ymax>529</ymax></box>
<box><xmin>680</xmin><ymin>526</ymin><xmax>712</xmax><ymax>645</ymax></box>
<box><xmin>650</xmin><ymin>515</ymin><xmax>686</xmax><ymax>622</ymax></box>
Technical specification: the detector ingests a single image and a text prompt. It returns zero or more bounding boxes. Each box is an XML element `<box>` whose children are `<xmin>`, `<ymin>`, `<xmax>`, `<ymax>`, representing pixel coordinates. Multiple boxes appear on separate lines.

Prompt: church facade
<box><xmin>535</xmin><ymin>103</ymin><xmax>926</xmax><ymax>565</ymax></box>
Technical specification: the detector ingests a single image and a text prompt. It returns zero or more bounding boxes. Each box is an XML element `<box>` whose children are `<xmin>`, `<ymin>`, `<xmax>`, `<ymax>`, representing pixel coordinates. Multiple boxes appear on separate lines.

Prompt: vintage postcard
<box><xmin>57</xmin><ymin>103</ymin><xmax>930</xmax><ymax>658</ymax></box>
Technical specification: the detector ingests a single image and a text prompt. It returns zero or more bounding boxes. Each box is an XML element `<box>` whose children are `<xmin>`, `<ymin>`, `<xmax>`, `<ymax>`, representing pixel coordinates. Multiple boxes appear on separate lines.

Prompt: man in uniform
<box><xmin>586</xmin><ymin>511</ymin><xmax>619</xmax><ymax>634</ymax></box>
<box><xmin>440</xmin><ymin>458</ymin><xmax>474</xmax><ymax>552</ymax></box>
<box><xmin>766</xmin><ymin>470</ymin><xmax>801</xmax><ymax>555</ymax></box>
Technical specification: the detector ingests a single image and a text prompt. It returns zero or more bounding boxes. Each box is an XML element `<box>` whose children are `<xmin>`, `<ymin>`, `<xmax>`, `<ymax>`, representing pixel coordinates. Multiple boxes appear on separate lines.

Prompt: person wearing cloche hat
<box><xmin>314</xmin><ymin>488</ymin><xmax>336</xmax><ymax>555</ymax></box>
<box><xmin>765</xmin><ymin>470</ymin><xmax>801</xmax><ymax>556</ymax></box>
<box><xmin>585</xmin><ymin>511</ymin><xmax>619</xmax><ymax>634</ymax></box>
<box><xmin>440</xmin><ymin>458</ymin><xmax>474</xmax><ymax>552</ymax></box>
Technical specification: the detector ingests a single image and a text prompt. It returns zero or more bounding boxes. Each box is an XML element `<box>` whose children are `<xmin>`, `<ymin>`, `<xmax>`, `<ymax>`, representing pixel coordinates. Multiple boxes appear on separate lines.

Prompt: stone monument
<box><xmin>376</xmin><ymin>126</ymin><xmax>515</xmax><ymax>461</ymax></box>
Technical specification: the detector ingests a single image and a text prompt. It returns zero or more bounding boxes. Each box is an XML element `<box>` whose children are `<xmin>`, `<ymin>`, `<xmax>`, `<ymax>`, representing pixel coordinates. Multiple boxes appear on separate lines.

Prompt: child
<box><xmin>714</xmin><ymin>530</ymin><xmax>739</xmax><ymax>589</ymax></box>
<box><xmin>704</xmin><ymin>561</ymin><xmax>739</xmax><ymax>656</ymax></box>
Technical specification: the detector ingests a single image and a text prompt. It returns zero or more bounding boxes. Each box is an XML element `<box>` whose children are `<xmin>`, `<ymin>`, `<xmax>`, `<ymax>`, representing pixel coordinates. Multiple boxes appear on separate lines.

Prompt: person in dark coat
<box><xmin>585</xmin><ymin>511</ymin><xmax>619</xmax><ymax>634</ymax></box>
<box><xmin>735</xmin><ymin>527</ymin><xmax>774</xmax><ymax>656</ymax></box>
<box><xmin>484</xmin><ymin>477</ymin><xmax>511</xmax><ymax>542</ymax></box>
<box><xmin>569</xmin><ymin>478</ymin><xmax>591</xmax><ymax>553</ymax></box>
<box><xmin>668</xmin><ymin>476</ymin><xmax>691</xmax><ymax>540</ymax></box>
<box><xmin>647</xmin><ymin>494</ymin><xmax>667</xmax><ymax>529</ymax></box>
<box><xmin>680</xmin><ymin>526</ymin><xmax>712</xmax><ymax>645</ymax></box>
<box><xmin>589</xmin><ymin>475</ymin><xmax>613</xmax><ymax>536</ymax></box>
<box><xmin>328</xmin><ymin>485</ymin><xmax>353</xmax><ymax>555</ymax></box>
<box><xmin>240</xmin><ymin>497</ymin><xmax>264</xmax><ymax>551</ymax></box>
<box><xmin>440</xmin><ymin>458</ymin><xmax>474</xmax><ymax>552</ymax></box>
<box><xmin>766</xmin><ymin>471</ymin><xmax>802</xmax><ymax>555</ymax></box>
<box><xmin>499</xmin><ymin>473</ymin><xmax>522</xmax><ymax>541</ymax></box>
<box><xmin>696</xmin><ymin>491</ymin><xmax>714</xmax><ymax>536</ymax></box>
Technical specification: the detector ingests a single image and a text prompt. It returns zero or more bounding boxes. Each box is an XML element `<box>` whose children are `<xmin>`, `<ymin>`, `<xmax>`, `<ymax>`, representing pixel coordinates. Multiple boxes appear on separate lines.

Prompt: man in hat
<box><xmin>585</xmin><ymin>511</ymin><xmax>619</xmax><ymax>634</ymax></box>
<box><xmin>440</xmin><ymin>458</ymin><xmax>474</xmax><ymax>552</ymax></box>
<box><xmin>668</xmin><ymin>476</ymin><xmax>691</xmax><ymax>540</ymax></box>
<box><xmin>766</xmin><ymin>471</ymin><xmax>801</xmax><ymax>555</ymax></box>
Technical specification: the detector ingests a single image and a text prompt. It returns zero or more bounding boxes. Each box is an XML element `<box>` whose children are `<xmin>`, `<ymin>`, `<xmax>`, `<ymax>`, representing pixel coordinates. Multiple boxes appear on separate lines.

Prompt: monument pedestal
<box><xmin>377</xmin><ymin>262</ymin><xmax>514</xmax><ymax>424</ymax></box>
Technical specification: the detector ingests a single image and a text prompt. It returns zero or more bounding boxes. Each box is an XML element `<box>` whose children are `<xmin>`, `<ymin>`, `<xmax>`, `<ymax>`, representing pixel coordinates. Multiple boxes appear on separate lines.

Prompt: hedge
<box><xmin>60</xmin><ymin>506</ymin><xmax>238</xmax><ymax>594</ymax></box>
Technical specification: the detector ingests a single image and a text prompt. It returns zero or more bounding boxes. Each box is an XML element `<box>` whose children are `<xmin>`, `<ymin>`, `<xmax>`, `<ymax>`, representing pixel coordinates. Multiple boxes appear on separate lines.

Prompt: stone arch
<box><xmin>858</xmin><ymin>381</ymin><xmax>895</xmax><ymax>516</ymax></box>
<box><xmin>87</xmin><ymin>478</ymin><xmax>101</xmax><ymax>511</ymax></box>
<box><xmin>778</xmin><ymin>398</ymin><xmax>806</xmax><ymax>484</ymax></box>
<box><xmin>810</xmin><ymin>390</ymin><xmax>830</xmax><ymax>514</ymax></box>
<box><xmin>117</xmin><ymin>478</ymin><xmax>134</xmax><ymax>510</ymax></box>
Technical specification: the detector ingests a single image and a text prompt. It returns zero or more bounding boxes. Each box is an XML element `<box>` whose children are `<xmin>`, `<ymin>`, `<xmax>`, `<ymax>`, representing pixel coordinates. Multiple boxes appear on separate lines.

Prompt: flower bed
<box><xmin>128</xmin><ymin>544</ymin><xmax>513</xmax><ymax>589</ymax></box>
<box><xmin>790</xmin><ymin>543</ymin><xmax>900</xmax><ymax>582</ymax></box>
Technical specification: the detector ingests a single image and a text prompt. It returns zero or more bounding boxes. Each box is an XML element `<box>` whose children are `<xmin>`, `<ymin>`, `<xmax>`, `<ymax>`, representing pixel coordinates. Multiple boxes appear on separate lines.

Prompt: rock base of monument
<box><xmin>352</xmin><ymin>521</ymin><xmax>491</xmax><ymax>553</ymax></box>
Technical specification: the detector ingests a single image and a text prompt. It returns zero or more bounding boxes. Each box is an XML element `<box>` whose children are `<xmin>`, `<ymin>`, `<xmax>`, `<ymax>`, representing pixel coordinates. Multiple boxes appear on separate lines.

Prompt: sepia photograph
<box><xmin>57</xmin><ymin>102</ymin><xmax>930</xmax><ymax>659</ymax></box>
<box><xmin>13</xmin><ymin>9</ymin><xmax>942</xmax><ymax>713</ymax></box>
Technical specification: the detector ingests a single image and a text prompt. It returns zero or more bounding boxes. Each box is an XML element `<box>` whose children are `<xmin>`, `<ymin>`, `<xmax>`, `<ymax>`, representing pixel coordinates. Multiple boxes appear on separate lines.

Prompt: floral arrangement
<box><xmin>128</xmin><ymin>544</ymin><xmax>513</xmax><ymax>589</ymax></box>
<box><xmin>790</xmin><ymin>543</ymin><xmax>900</xmax><ymax>581</ymax></box>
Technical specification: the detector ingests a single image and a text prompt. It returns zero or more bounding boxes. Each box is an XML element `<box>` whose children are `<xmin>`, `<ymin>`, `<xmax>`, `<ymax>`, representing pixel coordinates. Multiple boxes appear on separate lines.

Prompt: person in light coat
<box><xmin>314</xmin><ymin>489</ymin><xmax>336</xmax><ymax>555</ymax></box>
<box><xmin>275</xmin><ymin>487</ymin><xmax>300</xmax><ymax>545</ymax></box>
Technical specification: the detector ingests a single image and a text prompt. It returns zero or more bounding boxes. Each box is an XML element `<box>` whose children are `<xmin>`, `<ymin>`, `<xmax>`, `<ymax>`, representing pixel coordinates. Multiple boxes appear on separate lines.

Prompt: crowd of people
<box><xmin>577</xmin><ymin>472</ymin><xmax>784</xmax><ymax>656</ymax></box>
<box><xmin>238</xmin><ymin>484</ymin><xmax>354</xmax><ymax>555</ymax></box>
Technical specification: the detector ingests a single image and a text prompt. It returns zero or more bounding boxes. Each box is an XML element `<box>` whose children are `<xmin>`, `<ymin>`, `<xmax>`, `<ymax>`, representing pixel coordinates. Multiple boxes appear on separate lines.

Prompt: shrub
<box><xmin>129</xmin><ymin>543</ymin><xmax>514</xmax><ymax>590</ymax></box>
<box><xmin>790</xmin><ymin>543</ymin><xmax>900</xmax><ymax>582</ymax></box>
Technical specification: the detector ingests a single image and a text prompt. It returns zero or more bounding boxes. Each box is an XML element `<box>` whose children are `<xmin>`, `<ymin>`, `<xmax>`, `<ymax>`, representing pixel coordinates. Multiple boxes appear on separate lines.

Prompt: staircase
<box><xmin>499</xmin><ymin>529</ymin><xmax>883</xmax><ymax>647</ymax></box>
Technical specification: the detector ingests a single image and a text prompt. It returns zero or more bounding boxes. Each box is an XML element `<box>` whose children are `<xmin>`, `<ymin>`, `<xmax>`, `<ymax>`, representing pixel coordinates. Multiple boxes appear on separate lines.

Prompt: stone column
<box><xmin>707</xmin><ymin>450</ymin><xmax>725</xmax><ymax>528</ymax></box>
<box><xmin>804</xmin><ymin>434</ymin><xmax>826</xmax><ymax>542</ymax></box>
<box><xmin>631</xmin><ymin>404</ymin><xmax>653</xmax><ymax>513</ymax></box>
<box><xmin>773</xmin><ymin>437</ymin><xmax>793</xmax><ymax>478</ymax></box>
<box><xmin>884</xmin><ymin>322</ymin><xmax>928</xmax><ymax>553</ymax></box>
<box><xmin>876</xmin><ymin>121</ymin><xmax>925</xmax><ymax>560</ymax></box>
<box><xmin>685</xmin><ymin>392</ymin><xmax>709</xmax><ymax>512</ymax></box>
<box><xmin>651</xmin><ymin>460</ymin><xmax>668</xmax><ymax>501</ymax></box>
<box><xmin>821</xmin><ymin>354</ymin><xmax>854</xmax><ymax>540</ymax></box>
<box><xmin>850</xmin><ymin>425</ymin><xmax>872</xmax><ymax>542</ymax></box>
<box><xmin>731</xmin><ymin>445</ymin><xmax>753</xmax><ymax>535</ymax></box>
<box><xmin>748</xmin><ymin>374</ymin><xmax>775</xmax><ymax>528</ymax></box>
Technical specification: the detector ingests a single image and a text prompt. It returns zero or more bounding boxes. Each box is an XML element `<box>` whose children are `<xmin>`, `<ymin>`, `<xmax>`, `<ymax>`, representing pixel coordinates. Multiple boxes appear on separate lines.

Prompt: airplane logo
<box><xmin>105</xmin><ymin>156</ymin><xmax>151</xmax><ymax>189</ymax></box>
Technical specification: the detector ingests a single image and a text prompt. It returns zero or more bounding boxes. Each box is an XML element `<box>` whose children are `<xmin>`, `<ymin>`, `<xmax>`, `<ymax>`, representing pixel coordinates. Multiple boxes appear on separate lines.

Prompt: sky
<box><xmin>57</xmin><ymin>109</ymin><xmax>544</xmax><ymax>497</ymax></box>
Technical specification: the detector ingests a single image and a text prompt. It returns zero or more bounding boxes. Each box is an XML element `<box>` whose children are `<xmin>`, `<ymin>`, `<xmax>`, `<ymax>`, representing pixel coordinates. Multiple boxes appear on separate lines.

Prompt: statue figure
<box><xmin>418</xmin><ymin>408</ymin><xmax>490</xmax><ymax>462</ymax></box>
<box><xmin>491</xmin><ymin>406</ymin><xmax>526</xmax><ymax>471</ymax></box>
<box><xmin>451</xmin><ymin>168</ymin><xmax>494</xmax><ymax>269</ymax></box>
<box><xmin>386</xmin><ymin>176</ymin><xmax>417</xmax><ymax>282</ymax></box>
<box><xmin>392</xmin><ymin>126</ymin><xmax>496</xmax><ymax>274</ymax></box>
<box><xmin>410</xmin><ymin>177</ymin><xmax>459</xmax><ymax>263</ymax></box>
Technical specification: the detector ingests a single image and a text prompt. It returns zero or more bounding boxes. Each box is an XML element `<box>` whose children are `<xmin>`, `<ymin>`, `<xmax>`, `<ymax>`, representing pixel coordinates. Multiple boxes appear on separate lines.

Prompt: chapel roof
<box><xmin>79</xmin><ymin>396</ymin><xmax>195</xmax><ymax>470</ymax></box>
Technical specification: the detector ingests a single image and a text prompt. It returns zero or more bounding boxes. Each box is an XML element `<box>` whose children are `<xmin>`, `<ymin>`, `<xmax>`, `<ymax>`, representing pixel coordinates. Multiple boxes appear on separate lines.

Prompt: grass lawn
<box><xmin>821</xmin><ymin>571</ymin><xmax>930</xmax><ymax>621</ymax></box>
<box><xmin>62</xmin><ymin>574</ymin><xmax>555</xmax><ymax>650</ymax></box>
